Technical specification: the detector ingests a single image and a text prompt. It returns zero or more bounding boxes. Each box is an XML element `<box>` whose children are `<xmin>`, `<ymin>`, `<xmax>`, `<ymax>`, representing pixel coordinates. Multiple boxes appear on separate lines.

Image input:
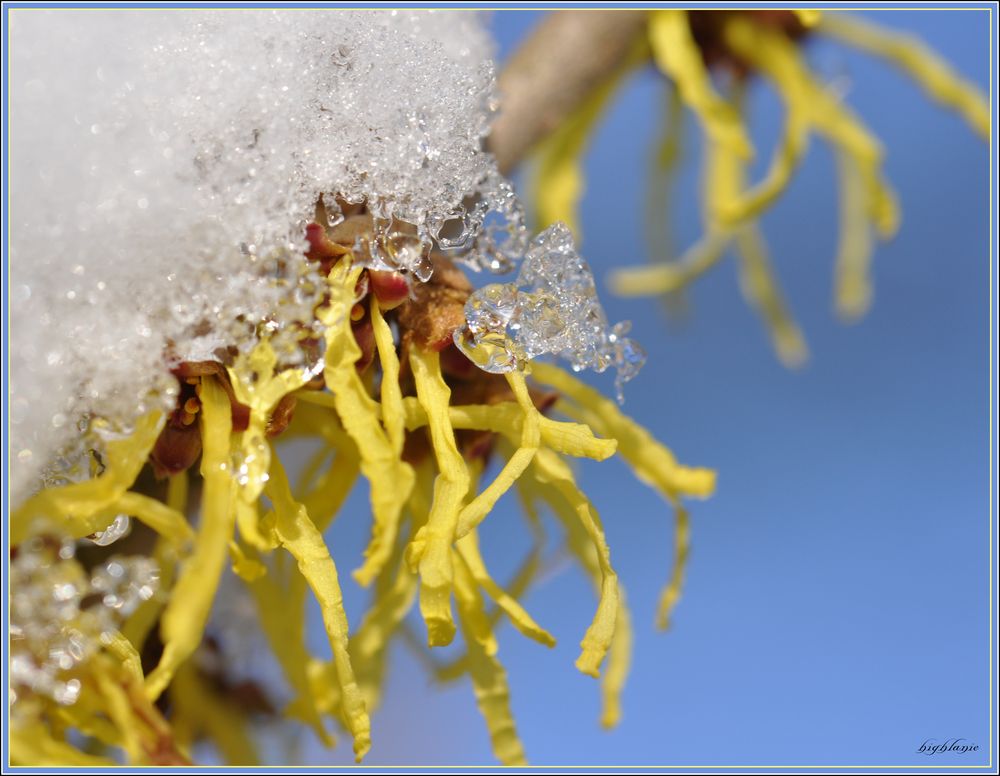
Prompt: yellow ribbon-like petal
<box><xmin>453</xmin><ymin>550</ymin><xmax>528</xmax><ymax>766</ymax></box>
<box><xmin>532</xmin><ymin>363</ymin><xmax>716</xmax><ymax>500</ymax></box>
<box><xmin>650</xmin><ymin>10</ymin><xmax>753</xmax><ymax>160</ymax></box>
<box><xmin>11</xmin><ymin>411</ymin><xmax>164</xmax><ymax>545</ymax></box>
<box><xmin>406</xmin><ymin>346</ymin><xmax>471</xmax><ymax>646</ymax></box>
<box><xmin>456</xmin><ymin>528</ymin><xmax>556</xmax><ymax>648</ymax></box>
<box><xmin>832</xmin><ymin>147</ymin><xmax>876</xmax><ymax>320</ymax></box>
<box><xmin>656</xmin><ymin>504</ymin><xmax>691</xmax><ymax>631</ymax></box>
<box><xmin>455</xmin><ymin>371</ymin><xmax>541</xmax><ymax>539</ymax></box>
<box><xmin>320</xmin><ymin>261</ymin><xmax>414</xmax><ymax>588</ymax></box>
<box><xmin>267</xmin><ymin>452</ymin><xmax>371</xmax><ymax>762</ymax></box>
<box><xmin>819</xmin><ymin>12</ymin><xmax>990</xmax><ymax>139</ymax></box>
<box><xmin>533</xmin><ymin>448</ymin><xmax>618</xmax><ymax>678</ymax></box>
<box><xmin>533</xmin><ymin>40</ymin><xmax>646</xmax><ymax>236</ymax></box>
<box><xmin>145</xmin><ymin>377</ymin><xmax>235</xmax><ymax>701</ymax></box>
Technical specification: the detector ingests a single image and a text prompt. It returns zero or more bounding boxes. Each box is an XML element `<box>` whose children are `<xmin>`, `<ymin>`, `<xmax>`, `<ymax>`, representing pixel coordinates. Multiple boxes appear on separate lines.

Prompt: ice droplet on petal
<box><xmin>458</xmin><ymin>223</ymin><xmax>645</xmax><ymax>401</ymax></box>
<box><xmin>90</xmin><ymin>514</ymin><xmax>131</xmax><ymax>546</ymax></box>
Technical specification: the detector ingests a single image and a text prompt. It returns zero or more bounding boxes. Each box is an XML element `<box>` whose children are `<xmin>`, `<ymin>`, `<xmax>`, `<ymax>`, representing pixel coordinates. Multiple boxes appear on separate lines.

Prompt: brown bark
<box><xmin>488</xmin><ymin>10</ymin><xmax>649</xmax><ymax>175</ymax></box>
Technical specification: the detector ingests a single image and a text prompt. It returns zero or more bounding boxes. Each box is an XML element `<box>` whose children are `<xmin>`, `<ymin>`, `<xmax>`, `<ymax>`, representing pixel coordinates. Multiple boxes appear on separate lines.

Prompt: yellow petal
<box><xmin>656</xmin><ymin>504</ymin><xmax>691</xmax><ymax>631</ymax></box>
<box><xmin>600</xmin><ymin>589</ymin><xmax>633</xmax><ymax>729</ymax></box>
<box><xmin>456</xmin><ymin>528</ymin><xmax>555</xmax><ymax>648</ymax></box>
<box><xmin>406</xmin><ymin>346</ymin><xmax>471</xmax><ymax>646</ymax></box>
<box><xmin>532</xmin><ymin>363</ymin><xmax>716</xmax><ymax>500</ymax></box>
<box><xmin>609</xmin><ymin>228</ymin><xmax>731</xmax><ymax>297</ymax></box>
<box><xmin>400</xmin><ymin>397</ymin><xmax>616</xmax><ymax>462</ymax></box>
<box><xmin>267</xmin><ymin>452</ymin><xmax>371</xmax><ymax>761</ymax></box>
<box><xmin>819</xmin><ymin>12</ymin><xmax>990</xmax><ymax>139</ymax></box>
<box><xmin>649</xmin><ymin>10</ymin><xmax>752</xmax><ymax>159</ymax></box>
<box><xmin>104</xmin><ymin>629</ymin><xmax>145</xmax><ymax>684</ymax></box>
<box><xmin>11</xmin><ymin>411</ymin><xmax>164</xmax><ymax>545</ymax></box>
<box><xmin>370</xmin><ymin>295</ymin><xmax>406</xmax><ymax>455</ymax></box>
<box><xmin>734</xmin><ymin>225</ymin><xmax>809</xmax><ymax>368</ymax></box>
<box><xmin>145</xmin><ymin>377</ymin><xmax>235</xmax><ymax>701</ymax></box>
<box><xmin>453</xmin><ymin>551</ymin><xmax>528</xmax><ymax>766</ymax></box>
<box><xmin>533</xmin><ymin>40</ymin><xmax>645</xmax><ymax>235</ymax></box>
<box><xmin>832</xmin><ymin>147</ymin><xmax>876</xmax><ymax>320</ymax></box>
<box><xmin>533</xmin><ymin>448</ymin><xmax>618</xmax><ymax>677</ymax></box>
<box><xmin>320</xmin><ymin>262</ymin><xmax>414</xmax><ymax>588</ymax></box>
<box><xmin>715</xmin><ymin>16</ymin><xmax>811</xmax><ymax>226</ymax></box>
<box><xmin>456</xmin><ymin>371</ymin><xmax>541</xmax><ymax>539</ymax></box>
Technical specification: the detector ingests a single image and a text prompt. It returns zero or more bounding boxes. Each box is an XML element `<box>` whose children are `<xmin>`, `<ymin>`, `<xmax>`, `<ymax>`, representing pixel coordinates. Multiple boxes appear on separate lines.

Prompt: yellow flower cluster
<box><xmin>532</xmin><ymin>10</ymin><xmax>989</xmax><ymax>365</ymax></box>
<box><xmin>11</xmin><ymin>255</ymin><xmax>714</xmax><ymax>765</ymax></box>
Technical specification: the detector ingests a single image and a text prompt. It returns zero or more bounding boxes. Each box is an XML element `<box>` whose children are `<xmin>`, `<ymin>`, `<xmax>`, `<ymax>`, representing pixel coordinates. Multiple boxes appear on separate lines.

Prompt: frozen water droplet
<box><xmin>459</xmin><ymin>223</ymin><xmax>644</xmax><ymax>401</ymax></box>
<box><xmin>453</xmin><ymin>325</ymin><xmax>518</xmax><ymax>374</ymax></box>
<box><xmin>90</xmin><ymin>514</ymin><xmax>131</xmax><ymax>546</ymax></box>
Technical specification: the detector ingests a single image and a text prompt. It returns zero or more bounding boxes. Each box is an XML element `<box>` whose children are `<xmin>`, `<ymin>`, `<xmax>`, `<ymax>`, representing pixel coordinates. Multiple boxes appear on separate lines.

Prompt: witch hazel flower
<box><xmin>9</xmin><ymin>8</ymin><xmax>713</xmax><ymax>767</ymax></box>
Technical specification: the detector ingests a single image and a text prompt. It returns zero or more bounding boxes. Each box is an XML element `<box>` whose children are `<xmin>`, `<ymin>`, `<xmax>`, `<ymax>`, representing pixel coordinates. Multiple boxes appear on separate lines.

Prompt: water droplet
<box><xmin>90</xmin><ymin>514</ymin><xmax>131</xmax><ymax>547</ymax></box>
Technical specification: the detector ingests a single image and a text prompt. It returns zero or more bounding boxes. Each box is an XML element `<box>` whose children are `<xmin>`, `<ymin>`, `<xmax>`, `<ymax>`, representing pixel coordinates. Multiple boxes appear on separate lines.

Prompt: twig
<box><xmin>489</xmin><ymin>10</ymin><xmax>649</xmax><ymax>174</ymax></box>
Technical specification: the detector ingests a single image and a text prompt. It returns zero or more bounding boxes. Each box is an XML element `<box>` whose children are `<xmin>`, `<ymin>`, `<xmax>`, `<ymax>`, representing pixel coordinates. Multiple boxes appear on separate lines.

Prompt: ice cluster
<box><xmin>8</xmin><ymin>9</ymin><xmax>518</xmax><ymax>504</ymax></box>
<box><xmin>455</xmin><ymin>223</ymin><xmax>647</xmax><ymax>402</ymax></box>
<box><xmin>9</xmin><ymin>533</ymin><xmax>159</xmax><ymax>710</ymax></box>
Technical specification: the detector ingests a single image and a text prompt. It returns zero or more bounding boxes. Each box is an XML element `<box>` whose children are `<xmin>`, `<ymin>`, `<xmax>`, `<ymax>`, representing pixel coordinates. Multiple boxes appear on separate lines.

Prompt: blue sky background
<box><xmin>292</xmin><ymin>9</ymin><xmax>994</xmax><ymax>768</ymax></box>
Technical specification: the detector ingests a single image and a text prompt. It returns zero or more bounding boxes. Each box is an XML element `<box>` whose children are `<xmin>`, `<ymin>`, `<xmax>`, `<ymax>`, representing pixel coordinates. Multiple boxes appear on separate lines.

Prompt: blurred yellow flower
<box><xmin>532</xmin><ymin>10</ymin><xmax>989</xmax><ymax>366</ymax></box>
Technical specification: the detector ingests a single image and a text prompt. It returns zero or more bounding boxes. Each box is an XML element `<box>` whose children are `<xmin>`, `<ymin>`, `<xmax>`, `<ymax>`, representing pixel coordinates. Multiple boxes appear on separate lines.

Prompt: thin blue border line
<box><xmin>3</xmin><ymin>0</ymin><xmax>12</xmax><ymax>771</ymax></box>
<box><xmin>990</xmin><ymin>2</ymin><xmax>999</xmax><ymax>774</ymax></box>
<box><xmin>1</xmin><ymin>2</ymin><xmax>999</xmax><ymax>9</ymax></box>
<box><xmin>1</xmin><ymin>2</ymin><xmax>997</xmax><ymax>774</ymax></box>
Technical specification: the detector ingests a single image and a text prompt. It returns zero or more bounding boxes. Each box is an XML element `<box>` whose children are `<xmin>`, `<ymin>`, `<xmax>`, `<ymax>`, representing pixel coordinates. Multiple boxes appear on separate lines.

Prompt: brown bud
<box><xmin>150</xmin><ymin>425</ymin><xmax>202</xmax><ymax>479</ymax></box>
<box><xmin>369</xmin><ymin>269</ymin><xmax>411</xmax><ymax>310</ymax></box>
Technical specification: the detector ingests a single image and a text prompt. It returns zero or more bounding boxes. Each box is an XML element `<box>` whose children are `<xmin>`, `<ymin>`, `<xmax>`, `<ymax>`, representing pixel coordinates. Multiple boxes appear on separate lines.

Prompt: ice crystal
<box><xmin>455</xmin><ymin>223</ymin><xmax>647</xmax><ymax>401</ymax></box>
<box><xmin>9</xmin><ymin>534</ymin><xmax>159</xmax><ymax>709</ymax></box>
<box><xmin>9</xmin><ymin>9</ymin><xmax>524</xmax><ymax>504</ymax></box>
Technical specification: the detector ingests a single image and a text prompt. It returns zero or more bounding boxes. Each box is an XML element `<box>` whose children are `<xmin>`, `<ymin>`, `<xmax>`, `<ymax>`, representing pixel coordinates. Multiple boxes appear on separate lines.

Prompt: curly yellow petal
<box><xmin>533</xmin><ymin>448</ymin><xmax>617</xmax><ymax>677</ymax></box>
<box><xmin>11</xmin><ymin>411</ymin><xmax>164</xmax><ymax>545</ymax></box>
<box><xmin>320</xmin><ymin>263</ymin><xmax>414</xmax><ymax>588</ymax></box>
<box><xmin>453</xmin><ymin>552</ymin><xmax>528</xmax><ymax>766</ymax></box>
<box><xmin>145</xmin><ymin>377</ymin><xmax>235</xmax><ymax>702</ymax></box>
<box><xmin>650</xmin><ymin>9</ymin><xmax>752</xmax><ymax>161</ymax></box>
<box><xmin>455</xmin><ymin>371</ymin><xmax>541</xmax><ymax>539</ymax></box>
<box><xmin>819</xmin><ymin>12</ymin><xmax>990</xmax><ymax>139</ymax></box>
<box><xmin>715</xmin><ymin>17</ymin><xmax>811</xmax><ymax>226</ymax></box>
<box><xmin>832</xmin><ymin>147</ymin><xmax>875</xmax><ymax>320</ymax></box>
<box><xmin>734</xmin><ymin>225</ymin><xmax>809</xmax><ymax>368</ymax></box>
<box><xmin>456</xmin><ymin>528</ymin><xmax>555</xmax><ymax>648</ymax></box>
<box><xmin>532</xmin><ymin>363</ymin><xmax>716</xmax><ymax>500</ymax></box>
<box><xmin>609</xmin><ymin>229</ymin><xmax>731</xmax><ymax>297</ymax></box>
<box><xmin>406</xmin><ymin>347</ymin><xmax>471</xmax><ymax>646</ymax></box>
<box><xmin>267</xmin><ymin>452</ymin><xmax>371</xmax><ymax>762</ymax></box>
<box><xmin>600</xmin><ymin>590</ymin><xmax>633</xmax><ymax>729</ymax></box>
<box><xmin>656</xmin><ymin>504</ymin><xmax>691</xmax><ymax>631</ymax></box>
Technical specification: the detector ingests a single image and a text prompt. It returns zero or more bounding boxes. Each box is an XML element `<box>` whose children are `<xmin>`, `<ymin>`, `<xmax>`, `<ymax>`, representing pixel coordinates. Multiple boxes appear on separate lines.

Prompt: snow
<box><xmin>8</xmin><ymin>9</ymin><xmax>504</xmax><ymax>502</ymax></box>
<box><xmin>7</xmin><ymin>9</ymin><xmax>640</xmax><ymax>506</ymax></box>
